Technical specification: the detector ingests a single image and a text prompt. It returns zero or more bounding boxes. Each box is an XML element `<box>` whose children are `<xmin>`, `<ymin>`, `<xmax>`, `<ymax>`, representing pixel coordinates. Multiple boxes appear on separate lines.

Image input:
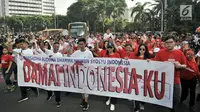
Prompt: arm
<box><xmin>5</xmin><ymin>56</ymin><xmax>13</xmax><ymax>73</ymax></box>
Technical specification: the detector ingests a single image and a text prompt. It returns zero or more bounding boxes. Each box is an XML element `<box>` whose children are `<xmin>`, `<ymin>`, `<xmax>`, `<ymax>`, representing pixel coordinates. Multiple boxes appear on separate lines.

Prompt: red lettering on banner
<box><xmin>55</xmin><ymin>64</ymin><xmax>63</xmax><ymax>87</ymax></box>
<box><xmin>97</xmin><ymin>67</ymin><xmax>107</xmax><ymax>91</ymax></box>
<box><xmin>78</xmin><ymin>65</ymin><xmax>86</xmax><ymax>89</ymax></box>
<box><xmin>144</xmin><ymin>70</ymin><xmax>154</xmax><ymax>98</ymax></box>
<box><xmin>154</xmin><ymin>72</ymin><xmax>166</xmax><ymax>100</ymax></box>
<box><xmin>23</xmin><ymin>61</ymin><xmax>31</xmax><ymax>82</ymax></box>
<box><xmin>116</xmin><ymin>66</ymin><xmax>123</xmax><ymax>93</ymax></box>
<box><xmin>40</xmin><ymin>64</ymin><xmax>48</xmax><ymax>86</ymax></box>
<box><xmin>68</xmin><ymin>65</ymin><xmax>77</xmax><ymax>88</ymax></box>
<box><xmin>123</xmin><ymin>67</ymin><xmax>129</xmax><ymax>93</ymax></box>
<box><xmin>128</xmin><ymin>68</ymin><xmax>139</xmax><ymax>95</ymax></box>
<box><xmin>63</xmin><ymin>65</ymin><xmax>69</xmax><ymax>87</ymax></box>
<box><xmin>109</xmin><ymin>67</ymin><xmax>116</xmax><ymax>92</ymax></box>
<box><xmin>48</xmin><ymin>64</ymin><xmax>57</xmax><ymax>86</ymax></box>
<box><xmin>87</xmin><ymin>66</ymin><xmax>96</xmax><ymax>90</ymax></box>
<box><xmin>31</xmin><ymin>63</ymin><xmax>39</xmax><ymax>84</ymax></box>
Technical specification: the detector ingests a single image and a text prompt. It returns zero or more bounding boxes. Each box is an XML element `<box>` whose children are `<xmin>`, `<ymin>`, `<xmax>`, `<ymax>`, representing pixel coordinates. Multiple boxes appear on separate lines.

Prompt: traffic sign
<box><xmin>180</xmin><ymin>5</ymin><xmax>192</xmax><ymax>21</ymax></box>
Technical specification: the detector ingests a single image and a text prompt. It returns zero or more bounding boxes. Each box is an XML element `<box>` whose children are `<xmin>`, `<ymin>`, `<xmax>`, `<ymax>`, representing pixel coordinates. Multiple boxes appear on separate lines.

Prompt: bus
<box><xmin>68</xmin><ymin>22</ymin><xmax>89</xmax><ymax>38</ymax></box>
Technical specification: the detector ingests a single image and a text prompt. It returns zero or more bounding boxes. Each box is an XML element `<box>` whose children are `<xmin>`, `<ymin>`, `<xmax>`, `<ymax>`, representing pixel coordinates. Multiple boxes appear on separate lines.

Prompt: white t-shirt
<box><xmin>12</xmin><ymin>48</ymin><xmax>21</xmax><ymax>56</ymax></box>
<box><xmin>12</xmin><ymin>48</ymin><xmax>22</xmax><ymax>63</ymax></box>
<box><xmin>104</xmin><ymin>33</ymin><xmax>113</xmax><ymax>40</ymax></box>
<box><xmin>71</xmin><ymin>49</ymin><xmax>93</xmax><ymax>58</ymax></box>
<box><xmin>21</xmin><ymin>48</ymin><xmax>33</xmax><ymax>55</ymax></box>
<box><xmin>50</xmin><ymin>52</ymin><xmax>63</xmax><ymax>57</ymax></box>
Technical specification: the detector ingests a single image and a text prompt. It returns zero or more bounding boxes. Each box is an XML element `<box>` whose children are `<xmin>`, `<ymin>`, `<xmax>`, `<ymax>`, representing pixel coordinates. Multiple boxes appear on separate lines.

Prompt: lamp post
<box><xmin>158</xmin><ymin>0</ymin><xmax>167</xmax><ymax>32</ymax></box>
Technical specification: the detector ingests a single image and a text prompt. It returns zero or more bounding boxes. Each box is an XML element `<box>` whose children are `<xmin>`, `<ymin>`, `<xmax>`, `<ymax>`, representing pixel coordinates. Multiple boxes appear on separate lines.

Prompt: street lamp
<box><xmin>157</xmin><ymin>0</ymin><xmax>167</xmax><ymax>32</ymax></box>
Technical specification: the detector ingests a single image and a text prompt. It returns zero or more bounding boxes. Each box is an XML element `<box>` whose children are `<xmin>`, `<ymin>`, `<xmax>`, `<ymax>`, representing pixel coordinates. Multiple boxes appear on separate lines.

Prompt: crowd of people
<box><xmin>0</xmin><ymin>28</ymin><xmax>200</xmax><ymax>112</ymax></box>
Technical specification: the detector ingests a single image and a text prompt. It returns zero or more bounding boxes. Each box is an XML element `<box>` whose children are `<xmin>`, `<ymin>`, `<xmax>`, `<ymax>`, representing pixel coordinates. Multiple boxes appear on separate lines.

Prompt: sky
<box><xmin>55</xmin><ymin>0</ymin><xmax>155</xmax><ymax>15</ymax></box>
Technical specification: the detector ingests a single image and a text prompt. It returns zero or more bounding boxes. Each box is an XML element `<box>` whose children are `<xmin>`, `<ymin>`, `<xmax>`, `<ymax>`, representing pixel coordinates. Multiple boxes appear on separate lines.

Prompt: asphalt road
<box><xmin>0</xmin><ymin>76</ymin><xmax>200</xmax><ymax>112</ymax></box>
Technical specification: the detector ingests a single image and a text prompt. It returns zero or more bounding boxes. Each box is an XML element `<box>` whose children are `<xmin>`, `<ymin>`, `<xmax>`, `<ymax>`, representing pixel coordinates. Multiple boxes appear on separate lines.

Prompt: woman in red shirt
<box><xmin>103</xmin><ymin>42</ymin><xmax>120</xmax><ymax>111</ymax></box>
<box><xmin>180</xmin><ymin>50</ymin><xmax>200</xmax><ymax>112</ymax></box>
<box><xmin>0</xmin><ymin>46</ymin><xmax>15</xmax><ymax>92</ymax></box>
<box><xmin>130</xmin><ymin>43</ymin><xmax>151</xmax><ymax>112</ymax></box>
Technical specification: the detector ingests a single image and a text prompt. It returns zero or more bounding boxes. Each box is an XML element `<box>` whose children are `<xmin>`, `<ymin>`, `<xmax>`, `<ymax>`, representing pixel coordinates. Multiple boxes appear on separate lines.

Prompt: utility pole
<box><xmin>54</xmin><ymin>7</ymin><xmax>56</xmax><ymax>29</ymax></box>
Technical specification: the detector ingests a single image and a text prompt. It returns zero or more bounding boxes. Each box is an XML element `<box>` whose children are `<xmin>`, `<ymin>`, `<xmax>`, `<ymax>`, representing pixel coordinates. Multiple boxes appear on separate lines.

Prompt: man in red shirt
<box><xmin>154</xmin><ymin>35</ymin><xmax>187</xmax><ymax>112</ymax></box>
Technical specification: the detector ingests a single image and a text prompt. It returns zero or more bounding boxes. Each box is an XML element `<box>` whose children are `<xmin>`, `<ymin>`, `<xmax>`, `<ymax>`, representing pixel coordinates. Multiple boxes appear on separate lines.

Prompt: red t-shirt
<box><xmin>154</xmin><ymin>49</ymin><xmax>187</xmax><ymax>84</ymax></box>
<box><xmin>103</xmin><ymin>52</ymin><xmax>120</xmax><ymax>58</ymax></box>
<box><xmin>99</xmin><ymin>50</ymin><xmax>107</xmax><ymax>57</ymax></box>
<box><xmin>131</xmin><ymin>55</ymin><xmax>145</xmax><ymax>60</ymax></box>
<box><xmin>181</xmin><ymin>59</ymin><xmax>200</xmax><ymax>80</ymax></box>
<box><xmin>1</xmin><ymin>54</ymin><xmax>13</xmax><ymax>68</ymax></box>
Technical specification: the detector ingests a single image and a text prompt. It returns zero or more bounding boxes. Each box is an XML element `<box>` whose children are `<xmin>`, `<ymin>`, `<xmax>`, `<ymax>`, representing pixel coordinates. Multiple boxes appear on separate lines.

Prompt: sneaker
<box><xmin>140</xmin><ymin>103</ymin><xmax>144</xmax><ymax>110</ymax></box>
<box><xmin>80</xmin><ymin>99</ymin><xmax>85</xmax><ymax>107</ymax></box>
<box><xmin>46</xmin><ymin>92</ymin><xmax>54</xmax><ymax>101</ymax></box>
<box><xmin>106</xmin><ymin>97</ymin><xmax>111</xmax><ymax>105</ymax></box>
<box><xmin>9</xmin><ymin>86</ymin><xmax>15</xmax><ymax>92</ymax></box>
<box><xmin>170</xmin><ymin>109</ymin><xmax>175</xmax><ymax>112</ymax></box>
<box><xmin>189</xmin><ymin>106</ymin><xmax>195</xmax><ymax>112</ymax></box>
<box><xmin>110</xmin><ymin>104</ymin><xmax>115</xmax><ymax>111</ymax></box>
<box><xmin>18</xmin><ymin>97</ymin><xmax>28</xmax><ymax>103</ymax></box>
<box><xmin>56</xmin><ymin>102</ymin><xmax>61</xmax><ymax>108</ymax></box>
<box><xmin>134</xmin><ymin>108</ymin><xmax>140</xmax><ymax>112</ymax></box>
<box><xmin>34</xmin><ymin>88</ymin><xmax>39</xmax><ymax>97</ymax></box>
<box><xmin>82</xmin><ymin>102</ymin><xmax>89</xmax><ymax>111</ymax></box>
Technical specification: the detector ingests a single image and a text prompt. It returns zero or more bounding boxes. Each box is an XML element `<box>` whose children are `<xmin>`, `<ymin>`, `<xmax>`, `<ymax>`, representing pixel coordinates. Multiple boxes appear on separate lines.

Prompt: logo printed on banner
<box><xmin>17</xmin><ymin>55</ymin><xmax>174</xmax><ymax>108</ymax></box>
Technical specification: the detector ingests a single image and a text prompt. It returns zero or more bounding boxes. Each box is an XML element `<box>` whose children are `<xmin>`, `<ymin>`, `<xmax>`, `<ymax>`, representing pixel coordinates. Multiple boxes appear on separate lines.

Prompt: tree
<box><xmin>131</xmin><ymin>2</ymin><xmax>151</xmax><ymax>31</ymax></box>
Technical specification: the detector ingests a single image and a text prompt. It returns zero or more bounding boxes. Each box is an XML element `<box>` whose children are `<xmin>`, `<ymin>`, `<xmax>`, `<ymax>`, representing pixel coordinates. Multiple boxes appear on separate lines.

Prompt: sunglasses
<box><xmin>139</xmin><ymin>48</ymin><xmax>145</xmax><ymax>51</ymax></box>
<box><xmin>107</xmin><ymin>46</ymin><xmax>113</xmax><ymax>49</ymax></box>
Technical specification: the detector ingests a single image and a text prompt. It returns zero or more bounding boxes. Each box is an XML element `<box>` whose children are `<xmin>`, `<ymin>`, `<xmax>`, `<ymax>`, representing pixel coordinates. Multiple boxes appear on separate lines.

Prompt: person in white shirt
<box><xmin>104</xmin><ymin>28</ymin><xmax>113</xmax><ymax>40</ymax></box>
<box><xmin>18</xmin><ymin>39</ymin><xmax>39</xmax><ymax>103</ymax></box>
<box><xmin>11</xmin><ymin>39</ymin><xmax>22</xmax><ymax>84</ymax></box>
<box><xmin>71</xmin><ymin>38</ymin><xmax>93</xmax><ymax>111</ymax></box>
<box><xmin>40</xmin><ymin>41</ymin><xmax>63</xmax><ymax>108</ymax></box>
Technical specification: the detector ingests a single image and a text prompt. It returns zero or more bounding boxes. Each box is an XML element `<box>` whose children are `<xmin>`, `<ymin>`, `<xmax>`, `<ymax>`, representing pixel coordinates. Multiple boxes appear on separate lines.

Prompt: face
<box><xmin>106</xmin><ymin>29</ymin><xmax>110</xmax><ymax>34</ymax></box>
<box><xmin>44</xmin><ymin>43</ymin><xmax>49</xmax><ymax>49</ymax></box>
<box><xmin>53</xmin><ymin>44</ymin><xmax>60</xmax><ymax>53</ymax></box>
<box><xmin>94</xmin><ymin>42</ymin><xmax>98</xmax><ymax>48</ymax></box>
<box><xmin>104</xmin><ymin>42</ymin><xmax>108</xmax><ymax>49</ymax></box>
<box><xmin>186</xmin><ymin>52</ymin><xmax>193</xmax><ymax>60</ymax></box>
<box><xmin>116</xmin><ymin>41</ymin><xmax>121</xmax><ymax>46</ymax></box>
<box><xmin>50</xmin><ymin>39</ymin><xmax>54</xmax><ymax>45</ymax></box>
<box><xmin>59</xmin><ymin>39</ymin><xmax>63</xmax><ymax>44</ymax></box>
<box><xmin>2</xmin><ymin>48</ymin><xmax>8</xmax><ymax>54</ymax></box>
<box><xmin>107</xmin><ymin>46</ymin><xmax>114</xmax><ymax>53</ymax></box>
<box><xmin>139</xmin><ymin>45</ymin><xmax>146</xmax><ymax>55</ymax></box>
<box><xmin>78</xmin><ymin>41</ymin><xmax>86</xmax><ymax>50</ymax></box>
<box><xmin>125</xmin><ymin>45</ymin><xmax>132</xmax><ymax>52</ymax></box>
<box><xmin>22</xmin><ymin>42</ymin><xmax>28</xmax><ymax>49</ymax></box>
<box><xmin>165</xmin><ymin>39</ymin><xmax>175</xmax><ymax>50</ymax></box>
<box><xmin>19</xmin><ymin>43</ymin><xmax>23</xmax><ymax>48</ymax></box>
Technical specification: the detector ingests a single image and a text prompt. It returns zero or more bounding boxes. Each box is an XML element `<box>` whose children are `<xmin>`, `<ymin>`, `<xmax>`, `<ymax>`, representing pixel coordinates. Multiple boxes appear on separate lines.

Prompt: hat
<box><xmin>107</xmin><ymin>42</ymin><xmax>114</xmax><ymax>48</ymax></box>
<box><xmin>182</xmin><ymin>41</ymin><xmax>188</xmax><ymax>44</ymax></box>
<box><xmin>186</xmin><ymin>50</ymin><xmax>194</xmax><ymax>55</ymax></box>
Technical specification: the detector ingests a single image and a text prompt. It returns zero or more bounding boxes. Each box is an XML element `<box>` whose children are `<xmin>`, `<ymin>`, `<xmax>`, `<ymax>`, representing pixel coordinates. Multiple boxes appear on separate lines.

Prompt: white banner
<box><xmin>17</xmin><ymin>55</ymin><xmax>174</xmax><ymax>108</ymax></box>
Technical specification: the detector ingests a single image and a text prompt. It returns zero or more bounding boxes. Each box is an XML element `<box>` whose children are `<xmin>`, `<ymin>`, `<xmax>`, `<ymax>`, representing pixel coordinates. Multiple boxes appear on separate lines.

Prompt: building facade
<box><xmin>0</xmin><ymin>0</ymin><xmax>55</xmax><ymax>16</ymax></box>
